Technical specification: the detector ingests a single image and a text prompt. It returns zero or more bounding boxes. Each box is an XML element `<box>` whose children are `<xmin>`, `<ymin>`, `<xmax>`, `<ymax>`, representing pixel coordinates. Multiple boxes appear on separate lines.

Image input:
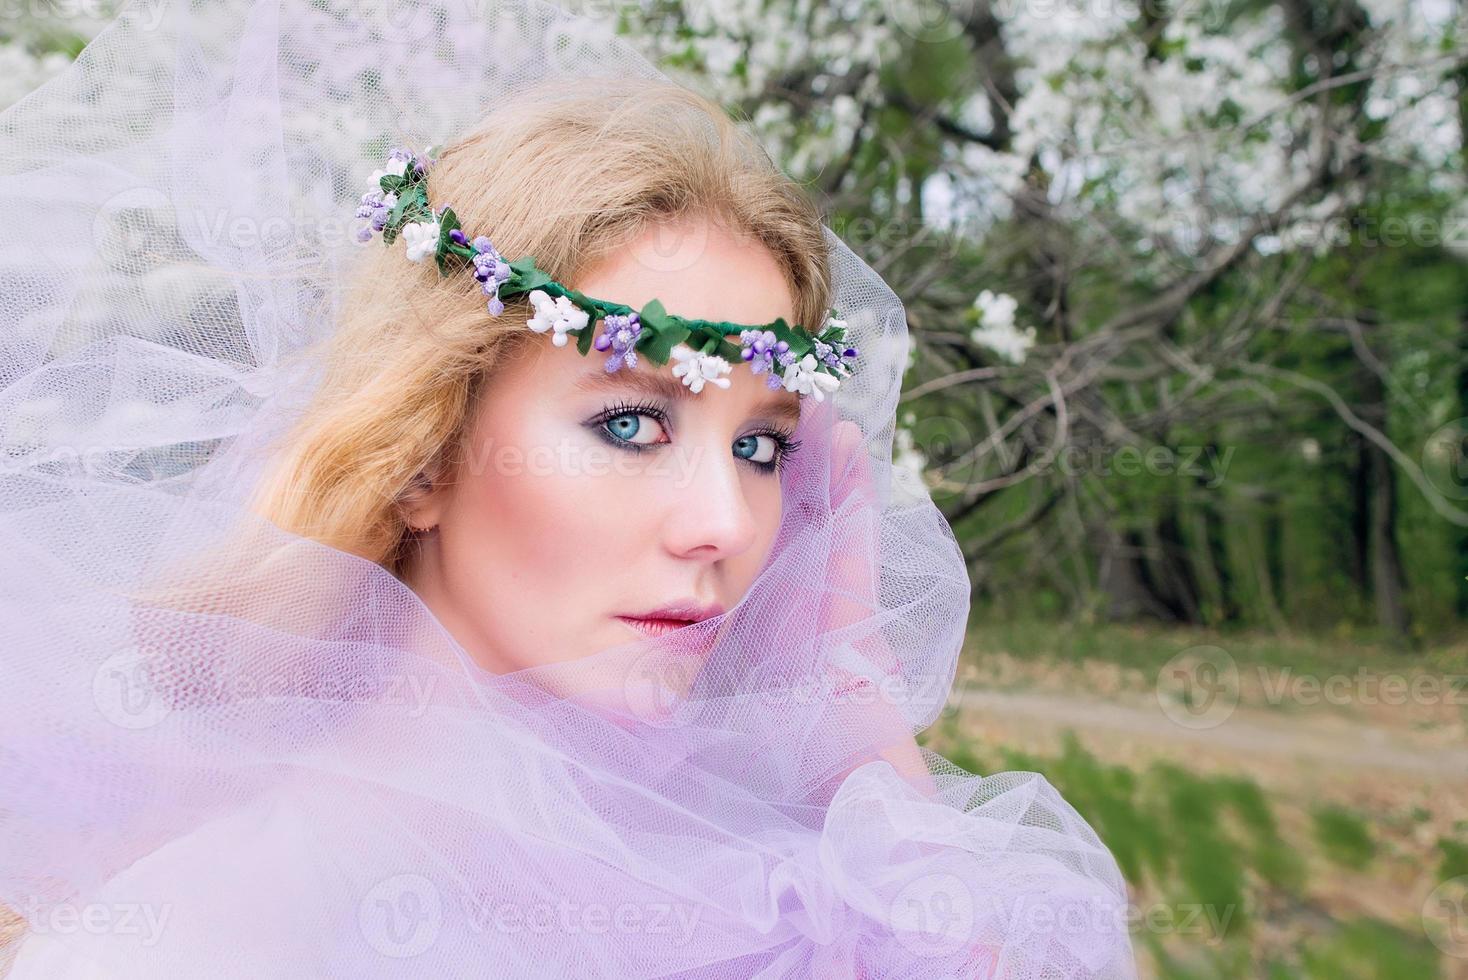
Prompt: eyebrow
<box><xmin>574</xmin><ymin>367</ymin><xmax>803</xmax><ymax>426</ymax></box>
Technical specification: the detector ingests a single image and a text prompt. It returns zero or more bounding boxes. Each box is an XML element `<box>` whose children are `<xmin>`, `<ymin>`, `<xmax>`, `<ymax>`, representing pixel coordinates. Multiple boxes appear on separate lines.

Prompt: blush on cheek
<box><xmin>454</xmin><ymin>438</ymin><xmax>624</xmax><ymax>586</ymax></box>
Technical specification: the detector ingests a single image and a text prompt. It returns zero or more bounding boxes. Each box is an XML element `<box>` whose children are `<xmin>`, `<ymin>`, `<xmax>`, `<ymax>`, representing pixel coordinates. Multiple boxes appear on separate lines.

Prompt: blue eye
<box><xmin>588</xmin><ymin>399</ymin><xmax>671</xmax><ymax>453</ymax></box>
<box><xmin>733</xmin><ymin>434</ymin><xmax>777</xmax><ymax>465</ymax></box>
<box><xmin>735</xmin><ymin>430</ymin><xmax>801</xmax><ymax>474</ymax></box>
<box><xmin>602</xmin><ymin>410</ymin><xmax>666</xmax><ymax>447</ymax></box>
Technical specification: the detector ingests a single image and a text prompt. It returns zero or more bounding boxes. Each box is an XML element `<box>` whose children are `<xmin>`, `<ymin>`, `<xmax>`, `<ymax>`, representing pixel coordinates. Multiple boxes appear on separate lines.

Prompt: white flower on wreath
<box><xmin>526</xmin><ymin>289</ymin><xmax>590</xmax><ymax>347</ymax></box>
<box><xmin>400</xmin><ymin>220</ymin><xmax>440</xmax><ymax>263</ymax></box>
<box><xmin>780</xmin><ymin>352</ymin><xmax>841</xmax><ymax>402</ymax></box>
<box><xmin>669</xmin><ymin>343</ymin><xmax>732</xmax><ymax>394</ymax></box>
<box><xmin>367</xmin><ymin>157</ymin><xmax>408</xmax><ymax>193</ymax></box>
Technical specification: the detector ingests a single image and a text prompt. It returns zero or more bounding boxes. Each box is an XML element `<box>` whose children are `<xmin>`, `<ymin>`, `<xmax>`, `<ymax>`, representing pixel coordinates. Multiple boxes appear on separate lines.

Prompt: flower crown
<box><xmin>355</xmin><ymin>145</ymin><xmax>859</xmax><ymax>400</ymax></box>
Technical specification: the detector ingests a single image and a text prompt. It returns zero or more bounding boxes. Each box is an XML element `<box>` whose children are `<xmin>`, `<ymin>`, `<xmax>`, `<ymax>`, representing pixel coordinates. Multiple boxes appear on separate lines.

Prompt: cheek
<box><xmin>443</xmin><ymin>423</ymin><xmax>649</xmax><ymax>593</ymax></box>
<box><xmin>738</xmin><ymin>477</ymin><xmax>785</xmax><ymax>578</ymax></box>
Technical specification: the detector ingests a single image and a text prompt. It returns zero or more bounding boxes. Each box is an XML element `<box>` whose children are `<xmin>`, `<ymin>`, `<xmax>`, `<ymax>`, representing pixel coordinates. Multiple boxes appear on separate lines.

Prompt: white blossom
<box><xmin>970</xmin><ymin>289</ymin><xmax>1036</xmax><ymax>365</ymax></box>
<box><xmin>367</xmin><ymin>157</ymin><xmax>407</xmax><ymax>193</ymax></box>
<box><xmin>400</xmin><ymin>221</ymin><xmax>440</xmax><ymax>263</ymax></box>
<box><xmin>669</xmin><ymin>344</ymin><xmax>733</xmax><ymax>394</ymax></box>
<box><xmin>525</xmin><ymin>289</ymin><xmax>590</xmax><ymax>347</ymax></box>
<box><xmin>780</xmin><ymin>352</ymin><xmax>840</xmax><ymax>402</ymax></box>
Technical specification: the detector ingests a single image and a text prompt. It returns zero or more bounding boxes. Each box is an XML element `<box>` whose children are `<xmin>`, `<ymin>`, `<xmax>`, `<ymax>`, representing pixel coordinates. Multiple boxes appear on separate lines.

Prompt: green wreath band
<box><xmin>375</xmin><ymin>170</ymin><xmax>851</xmax><ymax>374</ymax></box>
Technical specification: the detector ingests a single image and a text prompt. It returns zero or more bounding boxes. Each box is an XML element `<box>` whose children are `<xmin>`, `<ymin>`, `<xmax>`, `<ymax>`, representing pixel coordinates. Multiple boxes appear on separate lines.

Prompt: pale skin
<box><xmin>401</xmin><ymin>212</ymin><xmax>932</xmax><ymax>791</ymax></box>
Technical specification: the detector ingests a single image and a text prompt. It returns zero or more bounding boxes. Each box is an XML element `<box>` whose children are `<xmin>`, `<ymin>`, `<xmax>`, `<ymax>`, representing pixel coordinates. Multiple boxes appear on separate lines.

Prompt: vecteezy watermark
<box><xmin>988</xmin><ymin>894</ymin><xmax>1243</xmax><ymax>940</ymax></box>
<box><xmin>92</xmin><ymin>648</ymin><xmax>439</xmax><ymax>731</ymax></box>
<box><xmin>1351</xmin><ymin>213</ymin><xmax>1468</xmax><ymax>252</ymax></box>
<box><xmin>1043</xmin><ymin>444</ymin><xmax>1234</xmax><ymax>488</ymax></box>
<box><xmin>357</xmin><ymin>874</ymin><xmax>703</xmax><ymax>955</ymax></box>
<box><xmin>891</xmin><ymin>873</ymin><xmax>976</xmax><ymax>958</ymax></box>
<box><xmin>463</xmin><ymin>895</ymin><xmax>702</xmax><ymax>943</ymax></box>
<box><xmin>920</xmin><ymin>423</ymin><xmax>1238</xmax><ymax>492</ymax></box>
<box><xmin>1155</xmin><ymin>647</ymin><xmax>1467</xmax><ymax>729</ymax></box>
<box><xmin>1124</xmin><ymin>900</ymin><xmax>1243</xmax><ymax>938</ymax></box>
<box><xmin>621</xmin><ymin>647</ymin><xmax>705</xmax><ymax>726</ymax></box>
<box><xmin>881</xmin><ymin>0</ymin><xmax>1229</xmax><ymax>45</ymax></box>
<box><xmin>826</xmin><ymin>211</ymin><xmax>970</xmax><ymax>267</ymax></box>
<box><xmin>1253</xmin><ymin>668</ymin><xmax>1467</xmax><ymax>708</ymax></box>
<box><xmin>92</xmin><ymin>648</ymin><xmax>173</xmax><ymax>730</ymax></box>
<box><xmin>752</xmin><ymin>668</ymin><xmax>950</xmax><ymax>720</ymax></box>
<box><xmin>1423</xmin><ymin>875</ymin><xmax>1468</xmax><ymax>960</ymax></box>
<box><xmin>0</xmin><ymin>0</ymin><xmax>171</xmax><ymax>31</ymax></box>
<box><xmin>359</xmin><ymin>873</ymin><xmax>443</xmax><ymax>959</ymax></box>
<box><xmin>15</xmin><ymin>896</ymin><xmax>172</xmax><ymax>948</ymax></box>
<box><xmin>888</xmin><ymin>870</ymin><xmax>1242</xmax><ymax>962</ymax></box>
<box><xmin>1424</xmin><ymin>418</ymin><xmax>1468</xmax><ymax>501</ymax></box>
<box><xmin>1155</xmin><ymin>645</ymin><xmax>1240</xmax><ymax>730</ymax></box>
<box><xmin>455</xmin><ymin>435</ymin><xmax>711</xmax><ymax>488</ymax></box>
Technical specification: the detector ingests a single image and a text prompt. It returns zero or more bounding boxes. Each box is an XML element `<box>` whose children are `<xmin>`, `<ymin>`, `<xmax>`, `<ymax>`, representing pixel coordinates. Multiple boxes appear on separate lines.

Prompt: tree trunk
<box><xmin>1093</xmin><ymin>523</ymin><xmax>1179</xmax><ymax>622</ymax></box>
<box><xmin>1366</xmin><ymin>439</ymin><xmax>1411</xmax><ymax>642</ymax></box>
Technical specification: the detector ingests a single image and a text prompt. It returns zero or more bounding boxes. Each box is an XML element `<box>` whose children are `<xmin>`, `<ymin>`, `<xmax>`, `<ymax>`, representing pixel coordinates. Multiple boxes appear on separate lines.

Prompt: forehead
<box><xmin>575</xmin><ymin>213</ymin><xmax>798</xmax><ymax>329</ymax></box>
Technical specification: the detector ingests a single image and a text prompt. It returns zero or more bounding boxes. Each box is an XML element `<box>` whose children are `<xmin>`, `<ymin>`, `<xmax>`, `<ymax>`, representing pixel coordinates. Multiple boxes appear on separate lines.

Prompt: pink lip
<box><xmin>616</xmin><ymin>600</ymin><xmax>726</xmax><ymax>637</ymax></box>
<box><xmin>617</xmin><ymin>616</ymin><xmax>698</xmax><ymax>638</ymax></box>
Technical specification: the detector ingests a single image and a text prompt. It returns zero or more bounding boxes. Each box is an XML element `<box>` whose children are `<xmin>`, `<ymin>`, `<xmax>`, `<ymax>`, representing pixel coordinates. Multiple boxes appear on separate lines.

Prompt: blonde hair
<box><xmin>248</xmin><ymin>75</ymin><xmax>833</xmax><ymax>578</ymax></box>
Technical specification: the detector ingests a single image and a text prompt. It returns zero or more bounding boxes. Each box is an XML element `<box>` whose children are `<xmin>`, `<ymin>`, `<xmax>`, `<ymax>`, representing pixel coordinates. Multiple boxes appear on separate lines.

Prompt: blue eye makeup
<box><xmin>585</xmin><ymin>399</ymin><xmax>802</xmax><ymax>475</ymax></box>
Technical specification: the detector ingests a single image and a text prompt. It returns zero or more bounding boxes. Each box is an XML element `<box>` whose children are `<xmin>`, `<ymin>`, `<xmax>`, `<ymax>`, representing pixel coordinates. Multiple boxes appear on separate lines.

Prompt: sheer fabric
<box><xmin>0</xmin><ymin>0</ymin><xmax>1137</xmax><ymax>975</ymax></box>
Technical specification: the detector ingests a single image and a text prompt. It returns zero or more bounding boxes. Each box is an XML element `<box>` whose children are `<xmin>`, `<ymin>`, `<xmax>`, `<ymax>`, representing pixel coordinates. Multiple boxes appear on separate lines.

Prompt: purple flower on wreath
<box><xmin>594</xmin><ymin>312</ymin><xmax>642</xmax><ymax>372</ymax></box>
<box><xmin>740</xmin><ymin>329</ymin><xmax>791</xmax><ymax>390</ymax></box>
<box><xmin>354</xmin><ymin>188</ymin><xmax>399</xmax><ymax>243</ymax></box>
<box><xmin>812</xmin><ymin>337</ymin><xmax>862</xmax><ymax>375</ymax></box>
<box><xmin>813</xmin><ymin>338</ymin><xmax>838</xmax><ymax>370</ymax></box>
<box><xmin>769</xmin><ymin>349</ymin><xmax>802</xmax><ymax>390</ymax></box>
<box><xmin>355</xmin><ymin>147</ymin><xmax>418</xmax><ymax>243</ymax></box>
<box><xmin>468</xmin><ymin>235</ymin><xmax>512</xmax><ymax>315</ymax></box>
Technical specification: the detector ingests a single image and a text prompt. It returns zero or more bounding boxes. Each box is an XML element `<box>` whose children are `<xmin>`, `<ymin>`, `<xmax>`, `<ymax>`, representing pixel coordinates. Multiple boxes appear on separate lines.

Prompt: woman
<box><xmin>0</xmin><ymin>1</ymin><xmax>1137</xmax><ymax>976</ymax></box>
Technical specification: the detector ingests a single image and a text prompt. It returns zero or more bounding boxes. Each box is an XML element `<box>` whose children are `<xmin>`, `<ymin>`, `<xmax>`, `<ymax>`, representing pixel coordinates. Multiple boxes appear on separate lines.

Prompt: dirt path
<box><xmin>945</xmin><ymin>685</ymin><xmax>1468</xmax><ymax>779</ymax></box>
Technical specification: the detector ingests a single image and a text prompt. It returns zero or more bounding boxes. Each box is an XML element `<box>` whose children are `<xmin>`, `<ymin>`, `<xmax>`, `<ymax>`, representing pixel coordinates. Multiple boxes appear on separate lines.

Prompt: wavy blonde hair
<box><xmin>248</xmin><ymin>75</ymin><xmax>833</xmax><ymax>578</ymax></box>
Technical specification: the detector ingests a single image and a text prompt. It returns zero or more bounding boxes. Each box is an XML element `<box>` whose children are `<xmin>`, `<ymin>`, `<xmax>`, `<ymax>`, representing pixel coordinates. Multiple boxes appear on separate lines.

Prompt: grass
<box><xmin>963</xmin><ymin>616</ymin><xmax>1468</xmax><ymax>686</ymax></box>
<box><xmin>919</xmin><ymin>688</ymin><xmax>1454</xmax><ymax>977</ymax></box>
<box><xmin>1311</xmin><ymin>805</ymin><xmax>1377</xmax><ymax>871</ymax></box>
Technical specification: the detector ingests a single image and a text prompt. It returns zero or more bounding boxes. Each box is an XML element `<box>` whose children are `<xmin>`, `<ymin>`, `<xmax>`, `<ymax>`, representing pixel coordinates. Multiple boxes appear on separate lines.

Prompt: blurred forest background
<box><xmin>4</xmin><ymin>0</ymin><xmax>1467</xmax><ymax>975</ymax></box>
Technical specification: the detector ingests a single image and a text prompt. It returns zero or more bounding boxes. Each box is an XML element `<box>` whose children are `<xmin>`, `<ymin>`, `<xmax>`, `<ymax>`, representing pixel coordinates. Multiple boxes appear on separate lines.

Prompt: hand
<box><xmin>819</xmin><ymin>415</ymin><xmax>935</xmax><ymax>795</ymax></box>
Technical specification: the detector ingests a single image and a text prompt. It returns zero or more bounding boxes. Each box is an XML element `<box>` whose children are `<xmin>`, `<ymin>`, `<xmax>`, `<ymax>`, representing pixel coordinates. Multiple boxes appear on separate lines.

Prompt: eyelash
<box><xmin>588</xmin><ymin>399</ymin><xmax>802</xmax><ymax>475</ymax></box>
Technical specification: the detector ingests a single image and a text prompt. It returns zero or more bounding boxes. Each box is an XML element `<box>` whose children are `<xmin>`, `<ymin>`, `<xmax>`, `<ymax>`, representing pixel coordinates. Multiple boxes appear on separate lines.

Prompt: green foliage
<box><xmin>1437</xmin><ymin>836</ymin><xmax>1468</xmax><ymax>884</ymax></box>
<box><xmin>1217</xmin><ymin>776</ymin><xmax>1306</xmax><ymax>892</ymax></box>
<box><xmin>1296</xmin><ymin>918</ymin><xmax>1442</xmax><ymax>979</ymax></box>
<box><xmin>1310</xmin><ymin>805</ymin><xmax>1376</xmax><ymax>871</ymax></box>
<box><xmin>1152</xmin><ymin>762</ymin><xmax>1251</xmax><ymax>936</ymax></box>
<box><xmin>962</xmin><ymin>618</ymin><xmax>1468</xmax><ymax>685</ymax></box>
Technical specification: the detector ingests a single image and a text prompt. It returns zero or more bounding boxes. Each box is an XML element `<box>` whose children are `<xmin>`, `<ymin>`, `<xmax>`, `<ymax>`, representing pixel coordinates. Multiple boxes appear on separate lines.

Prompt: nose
<box><xmin>660</xmin><ymin>437</ymin><xmax>761</xmax><ymax>562</ymax></box>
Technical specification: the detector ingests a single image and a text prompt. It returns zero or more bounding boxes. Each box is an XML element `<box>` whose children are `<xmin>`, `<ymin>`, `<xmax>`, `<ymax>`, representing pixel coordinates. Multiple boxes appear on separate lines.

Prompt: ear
<box><xmin>397</xmin><ymin>459</ymin><xmax>450</xmax><ymax>532</ymax></box>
